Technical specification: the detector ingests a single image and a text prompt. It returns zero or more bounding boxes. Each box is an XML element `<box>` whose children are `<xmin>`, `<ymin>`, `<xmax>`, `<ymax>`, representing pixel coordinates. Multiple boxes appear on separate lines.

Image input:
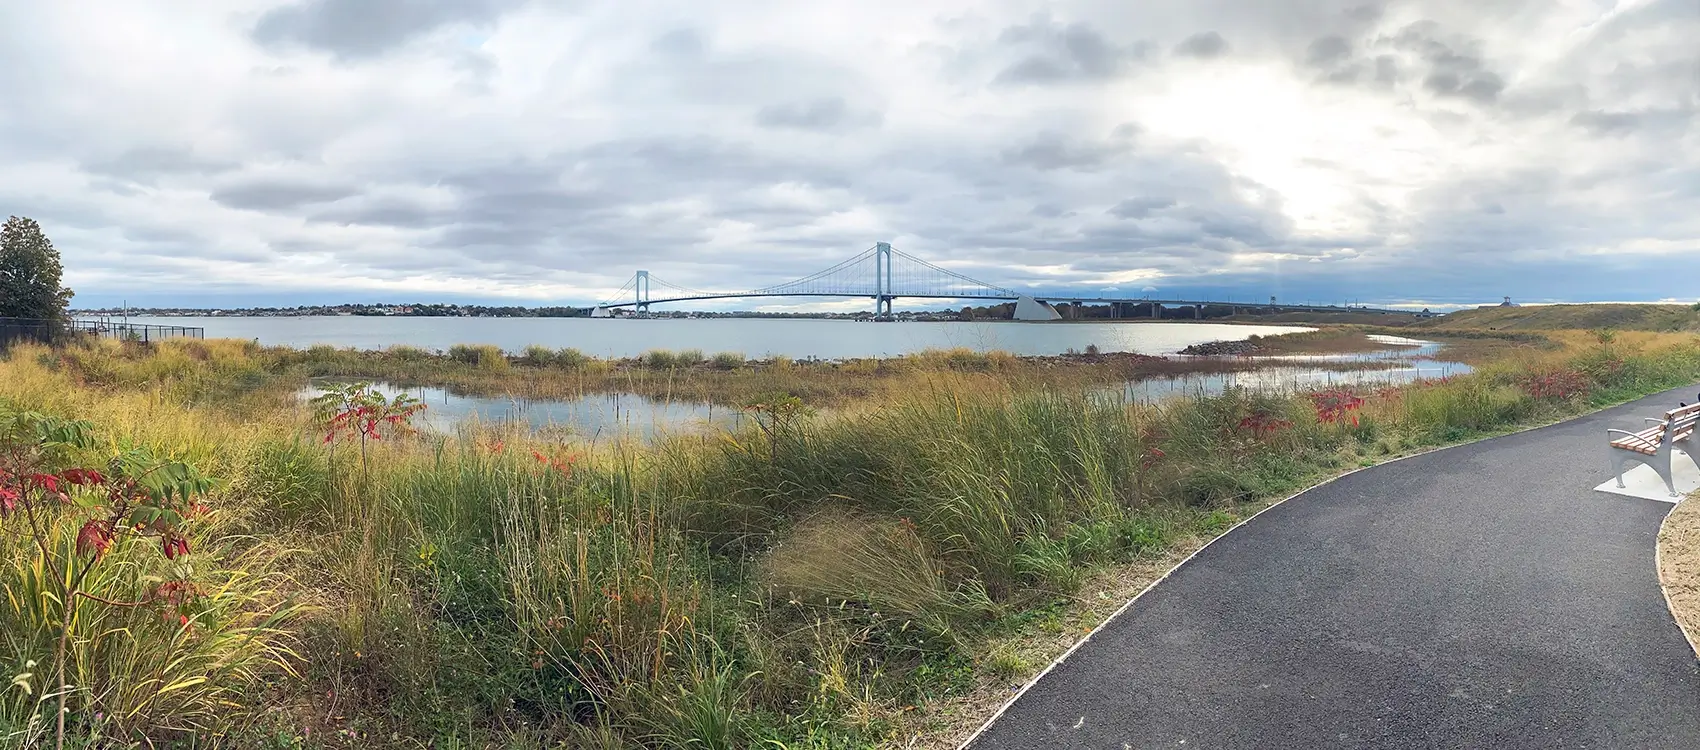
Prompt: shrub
<box><xmin>644</xmin><ymin>350</ymin><xmax>680</xmax><ymax>370</ymax></box>
<box><xmin>1517</xmin><ymin>368</ymin><xmax>1591</xmax><ymax>400</ymax></box>
<box><xmin>557</xmin><ymin>347</ymin><xmax>590</xmax><ymax>370</ymax></box>
<box><xmin>710</xmin><ymin>352</ymin><xmax>744</xmax><ymax>370</ymax></box>
<box><xmin>447</xmin><ymin>343</ymin><xmax>480</xmax><ymax>364</ymax></box>
<box><xmin>675</xmin><ymin>349</ymin><xmax>706</xmax><ymax>368</ymax></box>
<box><xmin>520</xmin><ymin>345</ymin><xmax>557</xmax><ymax>367</ymax></box>
<box><xmin>385</xmin><ymin>345</ymin><xmax>432</xmax><ymax>362</ymax></box>
<box><xmin>449</xmin><ymin>343</ymin><xmax>508</xmax><ymax>371</ymax></box>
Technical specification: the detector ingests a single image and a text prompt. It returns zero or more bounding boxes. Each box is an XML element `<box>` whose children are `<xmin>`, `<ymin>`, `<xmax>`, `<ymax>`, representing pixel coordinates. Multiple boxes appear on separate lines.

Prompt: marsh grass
<box><xmin>0</xmin><ymin>331</ymin><xmax>1697</xmax><ymax>746</ymax></box>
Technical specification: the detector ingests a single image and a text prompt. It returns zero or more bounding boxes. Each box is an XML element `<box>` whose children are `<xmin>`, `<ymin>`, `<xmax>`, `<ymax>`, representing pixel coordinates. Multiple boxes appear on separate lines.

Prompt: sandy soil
<box><xmin>1658</xmin><ymin>492</ymin><xmax>1700</xmax><ymax>656</ymax></box>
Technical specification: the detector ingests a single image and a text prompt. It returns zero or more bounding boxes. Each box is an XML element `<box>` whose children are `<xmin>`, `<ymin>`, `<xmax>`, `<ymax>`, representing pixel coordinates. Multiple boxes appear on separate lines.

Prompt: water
<box><xmin>1125</xmin><ymin>337</ymin><xmax>1473</xmax><ymax>402</ymax></box>
<box><xmin>302</xmin><ymin>380</ymin><xmax>743</xmax><ymax>440</ymax></box>
<box><xmin>122</xmin><ymin>316</ymin><xmax>1312</xmax><ymax>359</ymax></box>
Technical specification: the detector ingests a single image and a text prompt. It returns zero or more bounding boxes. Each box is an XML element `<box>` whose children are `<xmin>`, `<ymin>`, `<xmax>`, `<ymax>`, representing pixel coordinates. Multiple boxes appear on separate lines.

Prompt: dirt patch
<box><xmin>1658</xmin><ymin>492</ymin><xmax>1700</xmax><ymax>655</ymax></box>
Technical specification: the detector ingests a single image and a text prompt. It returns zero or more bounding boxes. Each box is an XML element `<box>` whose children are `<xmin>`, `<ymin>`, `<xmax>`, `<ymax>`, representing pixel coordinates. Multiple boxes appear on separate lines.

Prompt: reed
<box><xmin>0</xmin><ymin>332</ymin><xmax>1695</xmax><ymax>747</ymax></box>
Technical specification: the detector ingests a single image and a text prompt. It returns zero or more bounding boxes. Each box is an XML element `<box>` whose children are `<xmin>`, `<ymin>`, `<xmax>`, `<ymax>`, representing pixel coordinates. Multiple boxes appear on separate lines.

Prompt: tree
<box><xmin>0</xmin><ymin>216</ymin><xmax>74</xmax><ymax>320</ymax></box>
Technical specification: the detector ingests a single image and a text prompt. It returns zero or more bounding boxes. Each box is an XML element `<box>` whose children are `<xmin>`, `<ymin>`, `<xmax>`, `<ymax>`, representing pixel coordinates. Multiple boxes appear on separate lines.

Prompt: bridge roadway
<box><xmin>965</xmin><ymin>385</ymin><xmax>1700</xmax><ymax>749</ymax></box>
<box><xmin>596</xmin><ymin>292</ymin><xmax>1415</xmax><ymax>317</ymax></box>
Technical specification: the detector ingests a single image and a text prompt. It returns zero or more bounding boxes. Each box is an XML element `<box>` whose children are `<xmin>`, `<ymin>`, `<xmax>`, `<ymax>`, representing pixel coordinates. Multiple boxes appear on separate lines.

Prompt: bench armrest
<box><xmin>1608</xmin><ymin>429</ymin><xmax>1662</xmax><ymax>450</ymax></box>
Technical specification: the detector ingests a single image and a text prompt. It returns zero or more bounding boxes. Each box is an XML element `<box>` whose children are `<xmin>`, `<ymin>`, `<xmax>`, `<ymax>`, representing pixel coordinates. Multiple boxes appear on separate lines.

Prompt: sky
<box><xmin>1</xmin><ymin>0</ymin><xmax>1696</xmax><ymax>312</ymax></box>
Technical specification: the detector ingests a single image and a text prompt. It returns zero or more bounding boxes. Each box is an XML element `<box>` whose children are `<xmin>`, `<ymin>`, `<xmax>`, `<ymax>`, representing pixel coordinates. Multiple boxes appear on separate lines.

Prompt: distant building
<box><xmin>1500</xmin><ymin>296</ymin><xmax>1516</xmax><ymax>307</ymax></box>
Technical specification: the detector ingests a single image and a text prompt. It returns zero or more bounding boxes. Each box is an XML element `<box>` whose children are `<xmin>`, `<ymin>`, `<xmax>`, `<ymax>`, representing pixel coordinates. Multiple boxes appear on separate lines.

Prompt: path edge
<box><xmin>955</xmin><ymin>386</ymin><xmax>1700</xmax><ymax>749</ymax></box>
<box><xmin>1655</xmin><ymin>500</ymin><xmax>1700</xmax><ymax>659</ymax></box>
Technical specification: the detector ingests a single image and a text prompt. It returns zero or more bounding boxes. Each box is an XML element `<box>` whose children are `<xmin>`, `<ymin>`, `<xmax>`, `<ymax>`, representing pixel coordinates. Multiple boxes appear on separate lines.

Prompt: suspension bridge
<box><xmin>594</xmin><ymin>242</ymin><xmax>1414</xmax><ymax>320</ymax></box>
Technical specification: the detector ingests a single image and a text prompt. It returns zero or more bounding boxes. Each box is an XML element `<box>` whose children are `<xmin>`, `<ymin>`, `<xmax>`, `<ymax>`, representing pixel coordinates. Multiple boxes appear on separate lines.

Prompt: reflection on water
<box><xmin>1125</xmin><ymin>339</ymin><xmax>1473</xmax><ymax>402</ymax></box>
<box><xmin>301</xmin><ymin>380</ymin><xmax>742</xmax><ymax>440</ymax></box>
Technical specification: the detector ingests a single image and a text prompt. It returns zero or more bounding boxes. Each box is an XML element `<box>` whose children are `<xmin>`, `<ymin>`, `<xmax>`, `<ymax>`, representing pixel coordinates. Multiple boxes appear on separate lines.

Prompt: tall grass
<box><xmin>0</xmin><ymin>332</ymin><xmax>1695</xmax><ymax>746</ymax></box>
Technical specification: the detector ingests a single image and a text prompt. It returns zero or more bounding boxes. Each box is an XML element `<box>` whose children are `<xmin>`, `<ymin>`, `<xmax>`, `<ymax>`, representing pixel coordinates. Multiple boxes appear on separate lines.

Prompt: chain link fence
<box><xmin>0</xmin><ymin>317</ymin><xmax>205</xmax><ymax>350</ymax></box>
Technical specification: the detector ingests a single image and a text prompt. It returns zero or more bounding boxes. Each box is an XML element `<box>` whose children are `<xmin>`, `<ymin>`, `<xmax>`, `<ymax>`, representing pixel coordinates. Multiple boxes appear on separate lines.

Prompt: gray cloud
<box><xmin>755</xmin><ymin>98</ymin><xmax>880</xmax><ymax>132</ymax></box>
<box><xmin>211</xmin><ymin>180</ymin><xmax>359</xmax><ymax>210</ymax></box>
<box><xmin>1306</xmin><ymin>35</ymin><xmax>1353</xmax><ymax>67</ymax></box>
<box><xmin>1388</xmin><ymin>21</ymin><xmax>1506</xmax><ymax>104</ymax></box>
<box><xmin>84</xmin><ymin>147</ymin><xmax>237</xmax><ymax>181</ymax></box>
<box><xmin>1002</xmin><ymin>129</ymin><xmax>1137</xmax><ymax>171</ymax></box>
<box><xmin>1108</xmin><ymin>197</ymin><xmax>1176</xmax><ymax>219</ymax></box>
<box><xmin>252</xmin><ymin>0</ymin><xmax>523</xmax><ymax>59</ymax></box>
<box><xmin>1173</xmin><ymin>32</ymin><xmax>1228</xmax><ymax>59</ymax></box>
<box><xmin>992</xmin><ymin>17</ymin><xmax>1148</xmax><ymax>85</ymax></box>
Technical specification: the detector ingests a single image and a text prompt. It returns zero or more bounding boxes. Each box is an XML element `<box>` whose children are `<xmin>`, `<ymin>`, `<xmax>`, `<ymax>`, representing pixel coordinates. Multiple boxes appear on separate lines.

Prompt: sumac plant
<box><xmin>1517</xmin><ymin>368</ymin><xmax>1592</xmax><ymax>401</ymax></box>
<box><xmin>309</xmin><ymin>381</ymin><xmax>426</xmax><ymax>472</ymax></box>
<box><xmin>1309</xmin><ymin>389</ymin><xmax>1366</xmax><ymax>427</ymax></box>
<box><xmin>0</xmin><ymin>407</ymin><xmax>214</xmax><ymax>749</ymax></box>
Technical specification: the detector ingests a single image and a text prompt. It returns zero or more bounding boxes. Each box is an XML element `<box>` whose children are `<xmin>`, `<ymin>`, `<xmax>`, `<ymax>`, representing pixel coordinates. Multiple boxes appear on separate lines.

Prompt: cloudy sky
<box><xmin>2</xmin><ymin>0</ymin><xmax>1696</xmax><ymax>311</ymax></box>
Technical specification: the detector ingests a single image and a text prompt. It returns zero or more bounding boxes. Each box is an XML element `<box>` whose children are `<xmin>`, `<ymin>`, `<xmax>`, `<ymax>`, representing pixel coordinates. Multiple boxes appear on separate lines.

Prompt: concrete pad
<box><xmin>1594</xmin><ymin>449</ymin><xmax>1700</xmax><ymax>503</ymax></box>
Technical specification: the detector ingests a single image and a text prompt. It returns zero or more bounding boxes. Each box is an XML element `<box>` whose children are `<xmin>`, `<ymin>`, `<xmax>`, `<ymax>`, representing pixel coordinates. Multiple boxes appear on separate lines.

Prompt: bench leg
<box><xmin>1611</xmin><ymin>450</ymin><xmax>1633</xmax><ymax>489</ymax></box>
<box><xmin>1655</xmin><ymin>456</ymin><xmax>1678</xmax><ymax>498</ymax></box>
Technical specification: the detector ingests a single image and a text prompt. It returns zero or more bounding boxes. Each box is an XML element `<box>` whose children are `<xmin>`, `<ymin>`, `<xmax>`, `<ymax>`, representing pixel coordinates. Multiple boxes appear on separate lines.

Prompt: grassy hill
<box><xmin>1425</xmin><ymin>303</ymin><xmax>1700</xmax><ymax>332</ymax></box>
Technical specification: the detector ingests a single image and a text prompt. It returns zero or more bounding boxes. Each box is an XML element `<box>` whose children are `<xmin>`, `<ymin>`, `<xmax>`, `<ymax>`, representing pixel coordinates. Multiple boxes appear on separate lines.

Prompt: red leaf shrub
<box><xmin>1517</xmin><ymin>368</ymin><xmax>1591</xmax><ymax>400</ymax></box>
<box><xmin>1309</xmin><ymin>389</ymin><xmax>1366</xmax><ymax>426</ymax></box>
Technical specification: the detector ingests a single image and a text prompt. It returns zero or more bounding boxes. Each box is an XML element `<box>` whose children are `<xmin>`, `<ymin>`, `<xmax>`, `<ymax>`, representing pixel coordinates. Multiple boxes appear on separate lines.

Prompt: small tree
<box><xmin>0</xmin><ymin>217</ymin><xmax>75</xmax><ymax>321</ymax></box>
<box><xmin>0</xmin><ymin>407</ymin><xmax>214</xmax><ymax>749</ymax></box>
<box><xmin>310</xmin><ymin>382</ymin><xmax>426</xmax><ymax>475</ymax></box>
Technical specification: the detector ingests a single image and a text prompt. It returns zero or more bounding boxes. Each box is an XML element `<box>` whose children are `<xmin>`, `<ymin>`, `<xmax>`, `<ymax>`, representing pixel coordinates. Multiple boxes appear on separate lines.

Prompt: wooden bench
<box><xmin>1608</xmin><ymin>402</ymin><xmax>1700</xmax><ymax>497</ymax></box>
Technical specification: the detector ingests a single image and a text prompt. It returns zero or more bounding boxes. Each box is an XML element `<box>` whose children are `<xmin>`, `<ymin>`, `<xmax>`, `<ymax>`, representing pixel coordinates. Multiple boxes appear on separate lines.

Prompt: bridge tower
<box><xmin>874</xmin><ymin>242</ymin><xmax>894</xmax><ymax>319</ymax></box>
<box><xmin>635</xmin><ymin>270</ymin><xmax>651</xmax><ymax>314</ymax></box>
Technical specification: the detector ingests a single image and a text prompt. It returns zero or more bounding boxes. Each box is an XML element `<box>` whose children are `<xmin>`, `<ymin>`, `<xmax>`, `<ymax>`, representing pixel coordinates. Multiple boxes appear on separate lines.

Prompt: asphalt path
<box><xmin>968</xmin><ymin>386</ymin><xmax>1700</xmax><ymax>749</ymax></box>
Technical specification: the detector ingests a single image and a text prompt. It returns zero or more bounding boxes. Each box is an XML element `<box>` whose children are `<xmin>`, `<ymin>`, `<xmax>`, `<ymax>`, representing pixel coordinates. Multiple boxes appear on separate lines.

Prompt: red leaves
<box><xmin>76</xmin><ymin>520</ymin><xmax>113</xmax><ymax>558</ymax></box>
<box><xmin>161</xmin><ymin>535</ymin><xmax>190</xmax><ymax>560</ymax></box>
<box><xmin>532</xmin><ymin>449</ymin><xmax>578</xmax><ymax>476</ymax></box>
<box><xmin>1238</xmin><ymin>413</ymin><xmax>1295</xmax><ymax>435</ymax></box>
<box><xmin>29</xmin><ymin>473</ymin><xmax>60</xmax><ymax>493</ymax></box>
<box><xmin>1140</xmin><ymin>446</ymin><xmax>1166</xmax><ymax>470</ymax></box>
<box><xmin>1309</xmin><ymin>389</ymin><xmax>1366</xmax><ymax>426</ymax></box>
<box><xmin>154</xmin><ymin>579</ymin><xmax>199</xmax><ymax>606</ymax></box>
<box><xmin>1517</xmin><ymin>368</ymin><xmax>1590</xmax><ymax>400</ymax></box>
<box><xmin>319</xmin><ymin>388</ymin><xmax>426</xmax><ymax>446</ymax></box>
<box><xmin>61</xmin><ymin>468</ymin><xmax>104</xmax><ymax>486</ymax></box>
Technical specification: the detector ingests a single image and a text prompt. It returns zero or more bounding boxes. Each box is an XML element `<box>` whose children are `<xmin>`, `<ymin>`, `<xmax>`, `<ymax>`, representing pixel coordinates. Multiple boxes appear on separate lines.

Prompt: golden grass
<box><xmin>1</xmin><ymin>330</ymin><xmax>1697</xmax><ymax>746</ymax></box>
<box><xmin>1426</xmin><ymin>303</ymin><xmax>1700</xmax><ymax>333</ymax></box>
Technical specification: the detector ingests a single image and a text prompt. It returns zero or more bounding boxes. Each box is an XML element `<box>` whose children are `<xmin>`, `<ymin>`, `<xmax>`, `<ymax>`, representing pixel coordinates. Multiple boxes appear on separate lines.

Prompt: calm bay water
<box><xmin>303</xmin><ymin>380</ymin><xmax>742</xmax><ymax>441</ymax></box>
<box><xmin>1124</xmin><ymin>337</ymin><xmax>1473</xmax><ymax>401</ymax></box>
<box><xmin>123</xmin><ymin>316</ymin><xmax>1312</xmax><ymax>359</ymax></box>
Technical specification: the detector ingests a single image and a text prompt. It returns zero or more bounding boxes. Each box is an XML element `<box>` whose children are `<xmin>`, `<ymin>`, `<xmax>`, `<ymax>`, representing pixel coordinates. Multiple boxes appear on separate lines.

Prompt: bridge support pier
<box><xmin>1151</xmin><ymin>303</ymin><xmax>1161</xmax><ymax>319</ymax></box>
<box><xmin>873</xmin><ymin>242</ymin><xmax>895</xmax><ymax>320</ymax></box>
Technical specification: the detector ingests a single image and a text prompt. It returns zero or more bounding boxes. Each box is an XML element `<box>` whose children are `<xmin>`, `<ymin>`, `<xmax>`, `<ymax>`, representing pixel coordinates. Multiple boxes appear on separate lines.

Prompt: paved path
<box><xmin>969</xmin><ymin>386</ymin><xmax>1700</xmax><ymax>749</ymax></box>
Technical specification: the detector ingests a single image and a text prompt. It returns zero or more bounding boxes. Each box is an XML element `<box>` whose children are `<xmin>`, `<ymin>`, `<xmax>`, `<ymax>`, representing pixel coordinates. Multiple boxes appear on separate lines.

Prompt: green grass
<box><xmin>0</xmin><ymin>333</ymin><xmax>1697</xmax><ymax>747</ymax></box>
